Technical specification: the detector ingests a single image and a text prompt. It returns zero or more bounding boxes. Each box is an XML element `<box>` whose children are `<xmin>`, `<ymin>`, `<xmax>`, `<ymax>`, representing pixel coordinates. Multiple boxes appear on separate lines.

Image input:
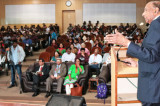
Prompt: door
<box><xmin>62</xmin><ymin>10</ymin><xmax>75</xmax><ymax>33</ymax></box>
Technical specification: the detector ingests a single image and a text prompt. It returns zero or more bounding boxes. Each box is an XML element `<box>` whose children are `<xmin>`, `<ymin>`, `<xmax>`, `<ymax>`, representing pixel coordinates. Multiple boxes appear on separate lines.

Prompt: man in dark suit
<box><xmin>45</xmin><ymin>58</ymin><xmax>67</xmax><ymax>98</ymax></box>
<box><xmin>105</xmin><ymin>1</ymin><xmax>160</xmax><ymax>106</ymax></box>
<box><xmin>32</xmin><ymin>59</ymin><xmax>49</xmax><ymax>97</ymax></box>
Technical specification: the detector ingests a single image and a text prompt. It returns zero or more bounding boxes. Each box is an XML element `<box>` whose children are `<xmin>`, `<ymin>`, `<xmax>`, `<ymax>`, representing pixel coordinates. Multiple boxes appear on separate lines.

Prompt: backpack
<box><xmin>95</xmin><ymin>83</ymin><xmax>108</xmax><ymax>104</ymax></box>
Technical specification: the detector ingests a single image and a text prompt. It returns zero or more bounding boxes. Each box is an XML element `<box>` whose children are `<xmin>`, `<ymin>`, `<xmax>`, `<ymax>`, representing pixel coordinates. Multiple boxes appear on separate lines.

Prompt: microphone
<box><xmin>117</xmin><ymin>22</ymin><xmax>144</xmax><ymax>64</ymax></box>
<box><xmin>129</xmin><ymin>22</ymin><xmax>144</xmax><ymax>38</ymax></box>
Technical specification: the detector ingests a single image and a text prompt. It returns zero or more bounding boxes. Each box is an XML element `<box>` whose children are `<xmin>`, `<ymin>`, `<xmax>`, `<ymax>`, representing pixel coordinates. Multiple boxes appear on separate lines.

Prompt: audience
<box><xmin>45</xmin><ymin>58</ymin><xmax>67</xmax><ymax>98</ymax></box>
<box><xmin>0</xmin><ymin>21</ymin><xmax>146</xmax><ymax>97</ymax></box>
<box><xmin>64</xmin><ymin>58</ymin><xmax>84</xmax><ymax>95</ymax></box>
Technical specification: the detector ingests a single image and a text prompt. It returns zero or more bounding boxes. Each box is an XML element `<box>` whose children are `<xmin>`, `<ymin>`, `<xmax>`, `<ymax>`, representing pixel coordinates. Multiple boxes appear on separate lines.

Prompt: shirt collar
<box><xmin>57</xmin><ymin>64</ymin><xmax>61</xmax><ymax>67</ymax></box>
<box><xmin>154</xmin><ymin>15</ymin><xmax>160</xmax><ymax>20</ymax></box>
<box><xmin>40</xmin><ymin>65</ymin><xmax>44</xmax><ymax>67</ymax></box>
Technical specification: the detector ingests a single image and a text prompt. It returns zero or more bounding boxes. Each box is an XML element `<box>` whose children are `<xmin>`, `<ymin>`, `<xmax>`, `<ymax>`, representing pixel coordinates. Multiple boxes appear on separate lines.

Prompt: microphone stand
<box><xmin>117</xmin><ymin>46</ymin><xmax>131</xmax><ymax>64</ymax></box>
<box><xmin>116</xmin><ymin>27</ymin><xmax>138</xmax><ymax>64</ymax></box>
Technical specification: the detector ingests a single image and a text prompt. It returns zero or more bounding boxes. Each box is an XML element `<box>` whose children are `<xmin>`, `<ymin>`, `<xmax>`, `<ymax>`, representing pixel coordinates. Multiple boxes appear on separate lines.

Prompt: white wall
<box><xmin>83</xmin><ymin>3</ymin><xmax>136</xmax><ymax>23</ymax></box>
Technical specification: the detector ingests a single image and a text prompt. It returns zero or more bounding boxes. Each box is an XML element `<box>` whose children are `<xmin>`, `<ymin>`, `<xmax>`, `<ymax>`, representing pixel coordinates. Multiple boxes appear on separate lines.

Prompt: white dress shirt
<box><xmin>102</xmin><ymin>53</ymin><xmax>111</xmax><ymax>64</ymax></box>
<box><xmin>36</xmin><ymin>65</ymin><xmax>44</xmax><ymax>75</ymax></box>
<box><xmin>62</xmin><ymin>52</ymin><xmax>76</xmax><ymax>62</ymax></box>
<box><xmin>89</xmin><ymin>54</ymin><xmax>102</xmax><ymax>65</ymax></box>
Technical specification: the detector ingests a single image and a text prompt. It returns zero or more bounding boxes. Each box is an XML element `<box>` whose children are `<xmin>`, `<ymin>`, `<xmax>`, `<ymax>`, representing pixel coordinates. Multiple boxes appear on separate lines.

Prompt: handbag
<box><xmin>71</xmin><ymin>83</ymin><xmax>83</xmax><ymax>96</ymax></box>
<box><xmin>26</xmin><ymin>71</ymin><xmax>33</xmax><ymax>81</ymax></box>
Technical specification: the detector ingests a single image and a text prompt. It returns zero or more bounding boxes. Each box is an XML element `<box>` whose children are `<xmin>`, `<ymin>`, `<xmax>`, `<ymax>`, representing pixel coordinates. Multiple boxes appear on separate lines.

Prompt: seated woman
<box><xmin>77</xmin><ymin>43</ymin><xmax>90</xmax><ymax>56</ymax></box>
<box><xmin>56</xmin><ymin>43</ymin><xmax>66</xmax><ymax>55</ymax></box>
<box><xmin>70</xmin><ymin>44</ymin><xmax>78</xmax><ymax>54</ymax></box>
<box><xmin>50</xmin><ymin>51</ymin><xmax>62</xmax><ymax>62</ymax></box>
<box><xmin>64</xmin><ymin>58</ymin><xmax>85</xmax><ymax>95</ymax></box>
<box><xmin>94</xmin><ymin>39</ymin><xmax>103</xmax><ymax>49</ymax></box>
<box><xmin>51</xmin><ymin>39</ymin><xmax>58</xmax><ymax>49</ymax></box>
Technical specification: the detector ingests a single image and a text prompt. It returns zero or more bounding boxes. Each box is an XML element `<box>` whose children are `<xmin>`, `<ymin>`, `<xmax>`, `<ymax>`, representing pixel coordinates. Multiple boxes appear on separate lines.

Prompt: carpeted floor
<box><xmin>0</xmin><ymin>49</ymin><xmax>111</xmax><ymax>106</ymax></box>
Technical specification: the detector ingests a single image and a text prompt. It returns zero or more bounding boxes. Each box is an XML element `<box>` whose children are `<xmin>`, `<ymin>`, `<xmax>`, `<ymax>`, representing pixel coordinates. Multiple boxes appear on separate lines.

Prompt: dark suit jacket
<box><xmin>33</xmin><ymin>63</ymin><xmax>50</xmax><ymax>78</ymax></box>
<box><xmin>127</xmin><ymin>16</ymin><xmax>160</xmax><ymax>103</ymax></box>
<box><xmin>49</xmin><ymin>63</ymin><xmax>67</xmax><ymax>78</ymax></box>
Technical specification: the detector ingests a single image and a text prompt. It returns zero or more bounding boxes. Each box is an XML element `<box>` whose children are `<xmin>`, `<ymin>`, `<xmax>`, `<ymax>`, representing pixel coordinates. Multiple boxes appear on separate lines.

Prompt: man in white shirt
<box><xmin>7</xmin><ymin>40</ymin><xmax>25</xmax><ymax>88</ymax></box>
<box><xmin>62</xmin><ymin>47</ymin><xmax>76</xmax><ymax>63</ymax></box>
<box><xmin>88</xmin><ymin>48</ymin><xmax>102</xmax><ymax>77</ymax></box>
<box><xmin>100</xmin><ymin>51</ymin><xmax>111</xmax><ymax>82</ymax></box>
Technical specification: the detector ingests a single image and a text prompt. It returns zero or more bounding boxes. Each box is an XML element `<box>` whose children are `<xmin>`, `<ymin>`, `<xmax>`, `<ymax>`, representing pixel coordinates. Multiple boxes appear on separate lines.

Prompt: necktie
<box><xmin>40</xmin><ymin>66</ymin><xmax>43</xmax><ymax>76</ymax></box>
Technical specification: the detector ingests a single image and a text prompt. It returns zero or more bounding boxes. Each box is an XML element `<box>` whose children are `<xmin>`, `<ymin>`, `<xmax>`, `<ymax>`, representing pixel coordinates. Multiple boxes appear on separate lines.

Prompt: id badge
<box><xmin>54</xmin><ymin>73</ymin><xmax>57</xmax><ymax>77</ymax></box>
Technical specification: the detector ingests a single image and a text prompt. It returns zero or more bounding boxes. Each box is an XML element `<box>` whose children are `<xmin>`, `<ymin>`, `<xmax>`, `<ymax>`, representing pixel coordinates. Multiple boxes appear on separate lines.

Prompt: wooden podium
<box><xmin>111</xmin><ymin>47</ymin><xmax>141</xmax><ymax>106</ymax></box>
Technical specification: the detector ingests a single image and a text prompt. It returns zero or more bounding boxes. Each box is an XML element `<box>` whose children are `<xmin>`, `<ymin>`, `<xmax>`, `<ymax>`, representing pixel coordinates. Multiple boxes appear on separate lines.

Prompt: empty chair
<box><xmin>46</xmin><ymin>46</ymin><xmax>55</xmax><ymax>54</ymax></box>
<box><xmin>85</xmin><ymin>42</ymin><xmax>92</xmax><ymax>52</ymax></box>
<box><xmin>39</xmin><ymin>52</ymin><xmax>51</xmax><ymax>62</ymax></box>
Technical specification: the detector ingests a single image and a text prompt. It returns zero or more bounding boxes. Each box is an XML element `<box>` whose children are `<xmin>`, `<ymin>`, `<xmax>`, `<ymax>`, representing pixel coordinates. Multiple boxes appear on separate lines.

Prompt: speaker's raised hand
<box><xmin>104</xmin><ymin>29</ymin><xmax>131</xmax><ymax>47</ymax></box>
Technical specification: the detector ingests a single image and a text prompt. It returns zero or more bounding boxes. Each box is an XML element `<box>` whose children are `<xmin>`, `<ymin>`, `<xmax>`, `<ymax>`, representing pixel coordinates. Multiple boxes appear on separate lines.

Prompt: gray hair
<box><xmin>150</xmin><ymin>1</ymin><xmax>160</xmax><ymax>11</ymax></box>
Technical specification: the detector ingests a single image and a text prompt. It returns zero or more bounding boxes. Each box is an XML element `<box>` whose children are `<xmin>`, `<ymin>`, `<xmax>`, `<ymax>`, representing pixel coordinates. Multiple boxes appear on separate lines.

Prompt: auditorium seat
<box><xmin>91</xmin><ymin>47</ymin><xmax>102</xmax><ymax>54</ymax></box>
<box><xmin>39</xmin><ymin>52</ymin><xmax>51</xmax><ymax>62</ymax></box>
<box><xmin>85</xmin><ymin>42</ymin><xmax>92</xmax><ymax>52</ymax></box>
<box><xmin>103</xmin><ymin>47</ymin><xmax>111</xmax><ymax>53</ymax></box>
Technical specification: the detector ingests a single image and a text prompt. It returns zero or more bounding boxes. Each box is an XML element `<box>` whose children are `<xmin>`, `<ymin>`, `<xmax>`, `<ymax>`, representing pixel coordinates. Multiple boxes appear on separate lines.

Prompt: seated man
<box><xmin>32</xmin><ymin>59</ymin><xmax>49</xmax><ymax>97</ymax></box>
<box><xmin>23</xmin><ymin>35</ymin><xmax>33</xmax><ymax>56</ymax></box>
<box><xmin>0</xmin><ymin>49</ymin><xmax>6</xmax><ymax>72</ymax></box>
<box><xmin>62</xmin><ymin>47</ymin><xmax>76</xmax><ymax>63</ymax></box>
<box><xmin>88</xmin><ymin>48</ymin><xmax>102</xmax><ymax>78</ymax></box>
<box><xmin>45</xmin><ymin>58</ymin><xmax>67</xmax><ymax>98</ymax></box>
<box><xmin>100</xmin><ymin>51</ymin><xmax>111</xmax><ymax>82</ymax></box>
